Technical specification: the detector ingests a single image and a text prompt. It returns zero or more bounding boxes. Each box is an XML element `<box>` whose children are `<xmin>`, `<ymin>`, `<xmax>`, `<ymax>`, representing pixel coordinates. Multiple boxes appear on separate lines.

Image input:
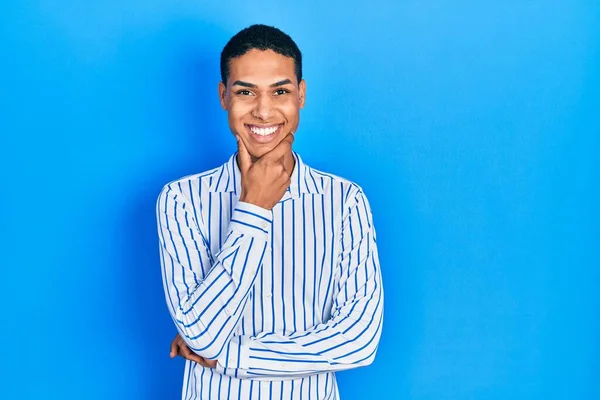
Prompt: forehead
<box><xmin>228</xmin><ymin>49</ymin><xmax>296</xmax><ymax>86</ymax></box>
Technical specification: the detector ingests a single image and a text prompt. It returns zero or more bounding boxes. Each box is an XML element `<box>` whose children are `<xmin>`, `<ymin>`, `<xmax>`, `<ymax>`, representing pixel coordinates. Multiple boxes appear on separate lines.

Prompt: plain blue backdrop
<box><xmin>1</xmin><ymin>1</ymin><xmax>599</xmax><ymax>399</ymax></box>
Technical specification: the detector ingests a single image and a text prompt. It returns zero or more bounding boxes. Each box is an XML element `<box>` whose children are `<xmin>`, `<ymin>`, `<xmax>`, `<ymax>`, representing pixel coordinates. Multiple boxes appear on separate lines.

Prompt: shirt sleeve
<box><xmin>215</xmin><ymin>190</ymin><xmax>384</xmax><ymax>380</ymax></box>
<box><xmin>156</xmin><ymin>183</ymin><xmax>272</xmax><ymax>360</ymax></box>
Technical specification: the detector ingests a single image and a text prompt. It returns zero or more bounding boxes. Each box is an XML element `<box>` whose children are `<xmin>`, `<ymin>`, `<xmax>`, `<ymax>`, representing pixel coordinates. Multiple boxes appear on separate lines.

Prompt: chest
<box><xmin>202</xmin><ymin>192</ymin><xmax>345</xmax><ymax>334</ymax></box>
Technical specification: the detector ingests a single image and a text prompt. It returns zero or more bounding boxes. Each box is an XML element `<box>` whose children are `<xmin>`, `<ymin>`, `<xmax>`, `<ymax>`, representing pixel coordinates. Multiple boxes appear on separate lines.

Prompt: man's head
<box><xmin>219</xmin><ymin>24</ymin><xmax>306</xmax><ymax>159</ymax></box>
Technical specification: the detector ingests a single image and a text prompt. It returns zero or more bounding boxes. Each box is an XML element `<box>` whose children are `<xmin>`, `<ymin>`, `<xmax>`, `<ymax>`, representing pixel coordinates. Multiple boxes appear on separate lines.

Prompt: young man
<box><xmin>156</xmin><ymin>24</ymin><xmax>383</xmax><ymax>400</ymax></box>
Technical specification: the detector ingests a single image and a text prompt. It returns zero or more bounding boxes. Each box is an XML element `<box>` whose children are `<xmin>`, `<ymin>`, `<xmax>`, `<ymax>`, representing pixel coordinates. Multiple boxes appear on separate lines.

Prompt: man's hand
<box><xmin>170</xmin><ymin>333</ymin><xmax>217</xmax><ymax>368</ymax></box>
<box><xmin>237</xmin><ymin>133</ymin><xmax>294</xmax><ymax>210</ymax></box>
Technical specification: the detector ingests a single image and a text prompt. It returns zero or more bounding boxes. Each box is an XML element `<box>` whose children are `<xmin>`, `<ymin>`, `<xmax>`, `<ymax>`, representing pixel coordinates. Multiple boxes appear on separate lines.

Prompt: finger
<box><xmin>170</xmin><ymin>341</ymin><xmax>178</xmax><ymax>358</ymax></box>
<box><xmin>196</xmin><ymin>357</ymin><xmax>213</xmax><ymax>368</ymax></box>
<box><xmin>195</xmin><ymin>358</ymin><xmax>217</xmax><ymax>368</ymax></box>
<box><xmin>179</xmin><ymin>345</ymin><xmax>203</xmax><ymax>364</ymax></box>
<box><xmin>170</xmin><ymin>334</ymin><xmax>182</xmax><ymax>358</ymax></box>
<box><xmin>180</xmin><ymin>345</ymin><xmax>204</xmax><ymax>364</ymax></box>
<box><xmin>280</xmin><ymin>154</ymin><xmax>292</xmax><ymax>175</ymax></box>
<box><xmin>190</xmin><ymin>354</ymin><xmax>207</xmax><ymax>365</ymax></box>
<box><xmin>261</xmin><ymin>133</ymin><xmax>294</xmax><ymax>163</ymax></box>
<box><xmin>236</xmin><ymin>135</ymin><xmax>252</xmax><ymax>174</ymax></box>
<box><xmin>278</xmin><ymin>176</ymin><xmax>292</xmax><ymax>192</ymax></box>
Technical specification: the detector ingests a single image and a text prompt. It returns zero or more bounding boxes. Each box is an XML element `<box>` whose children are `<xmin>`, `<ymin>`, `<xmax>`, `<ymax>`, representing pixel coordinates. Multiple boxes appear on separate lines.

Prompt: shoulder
<box><xmin>308</xmin><ymin>165</ymin><xmax>371</xmax><ymax>212</ymax></box>
<box><xmin>156</xmin><ymin>166</ymin><xmax>222</xmax><ymax>205</ymax></box>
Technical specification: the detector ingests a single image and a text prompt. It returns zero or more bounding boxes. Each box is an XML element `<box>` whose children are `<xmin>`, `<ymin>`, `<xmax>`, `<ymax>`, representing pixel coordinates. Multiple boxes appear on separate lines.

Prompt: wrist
<box><xmin>239</xmin><ymin>193</ymin><xmax>271</xmax><ymax>210</ymax></box>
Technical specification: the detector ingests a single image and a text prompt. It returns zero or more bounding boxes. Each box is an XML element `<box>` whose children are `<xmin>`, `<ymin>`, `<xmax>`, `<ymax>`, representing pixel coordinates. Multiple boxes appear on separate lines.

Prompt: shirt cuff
<box><xmin>217</xmin><ymin>334</ymin><xmax>251</xmax><ymax>372</ymax></box>
<box><xmin>228</xmin><ymin>202</ymin><xmax>273</xmax><ymax>241</ymax></box>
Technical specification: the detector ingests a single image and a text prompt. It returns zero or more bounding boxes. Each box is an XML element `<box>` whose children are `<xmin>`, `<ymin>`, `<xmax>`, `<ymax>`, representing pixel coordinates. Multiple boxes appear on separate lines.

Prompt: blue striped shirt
<box><xmin>156</xmin><ymin>151</ymin><xmax>384</xmax><ymax>399</ymax></box>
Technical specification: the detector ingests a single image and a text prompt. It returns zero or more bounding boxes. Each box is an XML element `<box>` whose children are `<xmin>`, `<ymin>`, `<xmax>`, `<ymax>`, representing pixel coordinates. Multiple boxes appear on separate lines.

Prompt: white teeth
<box><xmin>250</xmin><ymin>125</ymin><xmax>279</xmax><ymax>136</ymax></box>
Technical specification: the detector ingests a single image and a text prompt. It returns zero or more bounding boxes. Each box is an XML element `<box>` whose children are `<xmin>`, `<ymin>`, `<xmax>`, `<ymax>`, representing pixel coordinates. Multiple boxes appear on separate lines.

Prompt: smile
<box><xmin>245</xmin><ymin>124</ymin><xmax>283</xmax><ymax>142</ymax></box>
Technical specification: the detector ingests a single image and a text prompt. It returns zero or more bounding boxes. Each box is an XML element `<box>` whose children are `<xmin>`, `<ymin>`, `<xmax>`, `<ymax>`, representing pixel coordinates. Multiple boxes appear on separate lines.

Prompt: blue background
<box><xmin>2</xmin><ymin>1</ymin><xmax>599</xmax><ymax>399</ymax></box>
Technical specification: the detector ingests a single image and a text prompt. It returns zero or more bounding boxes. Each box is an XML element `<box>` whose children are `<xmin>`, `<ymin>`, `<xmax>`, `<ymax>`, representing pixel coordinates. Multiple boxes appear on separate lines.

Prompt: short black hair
<box><xmin>220</xmin><ymin>24</ymin><xmax>302</xmax><ymax>84</ymax></box>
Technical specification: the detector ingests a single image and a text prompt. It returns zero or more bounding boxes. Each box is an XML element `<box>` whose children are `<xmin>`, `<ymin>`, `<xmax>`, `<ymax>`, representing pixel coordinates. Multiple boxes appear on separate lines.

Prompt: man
<box><xmin>156</xmin><ymin>24</ymin><xmax>383</xmax><ymax>400</ymax></box>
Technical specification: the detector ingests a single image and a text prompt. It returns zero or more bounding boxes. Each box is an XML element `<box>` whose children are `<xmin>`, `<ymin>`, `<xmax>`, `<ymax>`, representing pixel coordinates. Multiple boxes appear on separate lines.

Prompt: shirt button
<box><xmin>261</xmin><ymin>222</ymin><xmax>268</xmax><ymax>229</ymax></box>
<box><xmin>265</xmin><ymin>292</ymin><xmax>272</xmax><ymax>298</ymax></box>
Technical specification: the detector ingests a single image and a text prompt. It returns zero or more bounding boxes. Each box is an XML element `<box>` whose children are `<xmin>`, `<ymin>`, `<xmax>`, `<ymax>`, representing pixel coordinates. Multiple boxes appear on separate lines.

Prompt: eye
<box><xmin>274</xmin><ymin>88</ymin><xmax>290</xmax><ymax>96</ymax></box>
<box><xmin>236</xmin><ymin>90</ymin><xmax>253</xmax><ymax>96</ymax></box>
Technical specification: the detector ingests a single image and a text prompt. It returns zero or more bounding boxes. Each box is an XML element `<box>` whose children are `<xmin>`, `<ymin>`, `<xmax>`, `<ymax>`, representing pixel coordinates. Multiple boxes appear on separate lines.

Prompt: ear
<box><xmin>298</xmin><ymin>79</ymin><xmax>306</xmax><ymax>109</ymax></box>
<box><xmin>218</xmin><ymin>81</ymin><xmax>228</xmax><ymax>110</ymax></box>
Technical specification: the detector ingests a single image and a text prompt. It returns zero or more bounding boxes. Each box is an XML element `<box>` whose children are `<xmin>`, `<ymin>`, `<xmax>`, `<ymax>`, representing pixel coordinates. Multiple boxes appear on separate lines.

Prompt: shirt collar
<box><xmin>212</xmin><ymin>151</ymin><xmax>324</xmax><ymax>197</ymax></box>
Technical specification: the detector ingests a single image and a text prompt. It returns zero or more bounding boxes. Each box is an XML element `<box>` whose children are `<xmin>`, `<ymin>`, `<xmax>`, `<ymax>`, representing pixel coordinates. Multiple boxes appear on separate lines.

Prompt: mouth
<box><xmin>245</xmin><ymin>123</ymin><xmax>284</xmax><ymax>143</ymax></box>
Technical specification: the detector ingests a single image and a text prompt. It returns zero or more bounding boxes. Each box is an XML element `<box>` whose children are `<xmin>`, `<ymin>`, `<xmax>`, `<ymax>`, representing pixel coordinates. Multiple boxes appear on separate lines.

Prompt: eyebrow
<box><xmin>232</xmin><ymin>79</ymin><xmax>293</xmax><ymax>88</ymax></box>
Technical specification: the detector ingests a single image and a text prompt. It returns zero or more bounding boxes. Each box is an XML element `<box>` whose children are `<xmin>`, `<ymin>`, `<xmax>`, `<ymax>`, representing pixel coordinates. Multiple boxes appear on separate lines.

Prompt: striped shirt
<box><xmin>156</xmin><ymin>151</ymin><xmax>384</xmax><ymax>400</ymax></box>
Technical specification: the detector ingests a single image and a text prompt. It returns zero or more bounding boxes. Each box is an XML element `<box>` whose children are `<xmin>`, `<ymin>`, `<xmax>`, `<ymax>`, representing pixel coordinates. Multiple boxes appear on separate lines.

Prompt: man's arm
<box><xmin>158</xmin><ymin>134</ymin><xmax>294</xmax><ymax>361</ymax></box>
<box><xmin>157</xmin><ymin>185</ymin><xmax>271</xmax><ymax>360</ymax></box>
<box><xmin>215</xmin><ymin>189</ymin><xmax>384</xmax><ymax>379</ymax></box>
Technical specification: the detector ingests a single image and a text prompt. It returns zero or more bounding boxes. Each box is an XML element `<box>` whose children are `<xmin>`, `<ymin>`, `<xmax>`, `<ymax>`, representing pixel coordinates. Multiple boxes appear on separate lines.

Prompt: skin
<box><xmin>170</xmin><ymin>48</ymin><xmax>306</xmax><ymax>365</ymax></box>
<box><xmin>219</xmin><ymin>49</ymin><xmax>305</xmax><ymax>182</ymax></box>
<box><xmin>170</xmin><ymin>334</ymin><xmax>216</xmax><ymax>368</ymax></box>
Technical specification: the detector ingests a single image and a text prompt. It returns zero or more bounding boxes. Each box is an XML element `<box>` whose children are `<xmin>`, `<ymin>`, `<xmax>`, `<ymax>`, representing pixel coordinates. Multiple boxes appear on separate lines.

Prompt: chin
<box><xmin>246</xmin><ymin>142</ymin><xmax>278</xmax><ymax>159</ymax></box>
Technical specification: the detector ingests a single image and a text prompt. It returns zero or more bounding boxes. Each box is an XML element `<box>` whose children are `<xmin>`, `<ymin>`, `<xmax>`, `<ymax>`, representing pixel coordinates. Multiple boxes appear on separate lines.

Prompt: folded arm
<box><xmin>157</xmin><ymin>184</ymin><xmax>271</xmax><ymax>360</ymax></box>
<box><xmin>216</xmin><ymin>190</ymin><xmax>384</xmax><ymax>380</ymax></box>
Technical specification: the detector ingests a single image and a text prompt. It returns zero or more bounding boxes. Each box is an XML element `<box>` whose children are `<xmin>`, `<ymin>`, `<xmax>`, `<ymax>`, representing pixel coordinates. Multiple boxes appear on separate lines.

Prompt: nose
<box><xmin>252</xmin><ymin>94</ymin><xmax>274</xmax><ymax>120</ymax></box>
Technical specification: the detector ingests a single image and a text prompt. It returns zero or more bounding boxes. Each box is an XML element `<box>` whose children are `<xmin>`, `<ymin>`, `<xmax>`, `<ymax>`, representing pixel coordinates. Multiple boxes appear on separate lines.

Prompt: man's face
<box><xmin>219</xmin><ymin>49</ymin><xmax>306</xmax><ymax>159</ymax></box>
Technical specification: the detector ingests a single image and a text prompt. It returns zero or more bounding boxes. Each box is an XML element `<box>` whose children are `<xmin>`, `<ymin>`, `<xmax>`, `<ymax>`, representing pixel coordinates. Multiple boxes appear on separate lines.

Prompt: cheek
<box><xmin>277</xmin><ymin>102</ymin><xmax>300</xmax><ymax>122</ymax></box>
<box><xmin>228</xmin><ymin>104</ymin><xmax>250</xmax><ymax>124</ymax></box>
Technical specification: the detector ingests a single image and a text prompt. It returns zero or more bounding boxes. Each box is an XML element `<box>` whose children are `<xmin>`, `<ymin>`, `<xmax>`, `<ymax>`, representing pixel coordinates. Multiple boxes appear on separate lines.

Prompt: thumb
<box><xmin>236</xmin><ymin>135</ymin><xmax>252</xmax><ymax>173</ymax></box>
